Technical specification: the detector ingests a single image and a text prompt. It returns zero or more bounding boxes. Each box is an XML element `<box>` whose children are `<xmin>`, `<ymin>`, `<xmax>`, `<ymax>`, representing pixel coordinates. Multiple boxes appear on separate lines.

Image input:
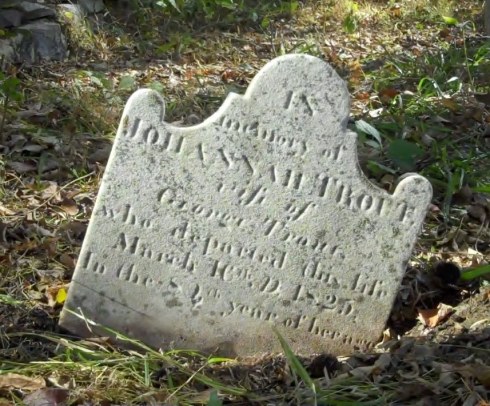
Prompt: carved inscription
<box><xmin>219</xmin><ymin>115</ymin><xmax>308</xmax><ymax>156</ymax></box>
<box><xmin>98</xmin><ymin>204</ymin><xmax>153</xmax><ymax>228</ymax></box>
<box><xmin>61</xmin><ymin>54</ymin><xmax>432</xmax><ymax>356</ymax></box>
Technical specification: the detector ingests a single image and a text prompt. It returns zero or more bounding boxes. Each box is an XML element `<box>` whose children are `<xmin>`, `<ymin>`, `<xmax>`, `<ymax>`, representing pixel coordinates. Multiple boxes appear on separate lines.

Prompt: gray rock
<box><xmin>0</xmin><ymin>32</ymin><xmax>22</xmax><ymax>62</ymax></box>
<box><xmin>17</xmin><ymin>20</ymin><xmax>67</xmax><ymax>63</ymax></box>
<box><xmin>0</xmin><ymin>9</ymin><xmax>22</xmax><ymax>28</ymax></box>
<box><xmin>78</xmin><ymin>0</ymin><xmax>105</xmax><ymax>14</ymax></box>
<box><xmin>18</xmin><ymin>1</ymin><xmax>56</xmax><ymax>22</ymax></box>
<box><xmin>59</xmin><ymin>55</ymin><xmax>432</xmax><ymax>356</ymax></box>
<box><xmin>57</xmin><ymin>4</ymin><xmax>87</xmax><ymax>24</ymax></box>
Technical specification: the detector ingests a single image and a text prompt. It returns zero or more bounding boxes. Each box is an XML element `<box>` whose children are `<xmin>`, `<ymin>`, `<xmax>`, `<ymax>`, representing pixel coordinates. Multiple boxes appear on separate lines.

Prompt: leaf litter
<box><xmin>0</xmin><ymin>0</ymin><xmax>489</xmax><ymax>404</ymax></box>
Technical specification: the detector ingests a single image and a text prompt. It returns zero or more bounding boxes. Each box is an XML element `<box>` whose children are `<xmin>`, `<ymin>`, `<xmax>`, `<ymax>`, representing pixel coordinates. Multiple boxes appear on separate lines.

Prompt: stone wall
<box><xmin>0</xmin><ymin>0</ymin><xmax>105</xmax><ymax>64</ymax></box>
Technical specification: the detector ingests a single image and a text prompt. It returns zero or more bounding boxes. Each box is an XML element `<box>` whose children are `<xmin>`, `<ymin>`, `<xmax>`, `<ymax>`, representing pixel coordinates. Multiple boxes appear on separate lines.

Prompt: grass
<box><xmin>0</xmin><ymin>325</ymin><xmax>393</xmax><ymax>404</ymax></box>
<box><xmin>0</xmin><ymin>0</ymin><xmax>489</xmax><ymax>404</ymax></box>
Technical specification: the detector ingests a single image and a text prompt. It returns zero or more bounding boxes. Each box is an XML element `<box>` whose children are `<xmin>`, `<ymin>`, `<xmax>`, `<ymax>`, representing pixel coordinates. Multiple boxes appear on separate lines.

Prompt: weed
<box><xmin>133</xmin><ymin>0</ymin><xmax>299</xmax><ymax>28</ymax></box>
<box><xmin>0</xmin><ymin>70</ymin><xmax>22</xmax><ymax>143</ymax></box>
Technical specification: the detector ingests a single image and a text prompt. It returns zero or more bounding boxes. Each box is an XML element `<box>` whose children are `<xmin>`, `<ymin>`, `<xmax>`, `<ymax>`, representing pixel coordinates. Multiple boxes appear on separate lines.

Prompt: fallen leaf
<box><xmin>41</xmin><ymin>237</ymin><xmax>58</xmax><ymax>257</ymax></box>
<box><xmin>396</xmin><ymin>382</ymin><xmax>435</xmax><ymax>401</ymax></box>
<box><xmin>368</xmin><ymin>107</ymin><xmax>384</xmax><ymax>118</ymax></box>
<box><xmin>388</xmin><ymin>5</ymin><xmax>401</xmax><ymax>17</ymax></box>
<box><xmin>56</xmin><ymin>288</ymin><xmax>67</xmax><ymax>304</ymax></box>
<box><xmin>440</xmin><ymin>97</ymin><xmax>459</xmax><ymax>112</ymax></box>
<box><xmin>58</xmin><ymin>198</ymin><xmax>79</xmax><ymax>216</ymax></box>
<box><xmin>434</xmin><ymin>362</ymin><xmax>490</xmax><ymax>389</ymax></box>
<box><xmin>38</xmin><ymin>155</ymin><xmax>59</xmax><ymax>173</ymax></box>
<box><xmin>7</xmin><ymin>161</ymin><xmax>37</xmax><ymax>173</ymax></box>
<box><xmin>421</xmin><ymin>133</ymin><xmax>435</xmax><ymax>146</ymax></box>
<box><xmin>467</xmin><ymin>204</ymin><xmax>487</xmax><ymax>223</ymax></box>
<box><xmin>417</xmin><ymin>303</ymin><xmax>454</xmax><ymax>327</ymax></box>
<box><xmin>40</xmin><ymin>181</ymin><xmax>60</xmax><ymax>201</ymax></box>
<box><xmin>221</xmin><ymin>68</ymin><xmax>240</xmax><ymax>83</ymax></box>
<box><xmin>0</xmin><ymin>205</ymin><xmax>16</xmax><ymax>216</ymax></box>
<box><xmin>46</xmin><ymin>285</ymin><xmax>68</xmax><ymax>307</ymax></box>
<box><xmin>439</xmin><ymin>28</ymin><xmax>451</xmax><ymax>38</ymax></box>
<box><xmin>188</xmin><ymin>389</ymin><xmax>216</xmax><ymax>403</ymax></box>
<box><xmin>471</xmin><ymin>364</ymin><xmax>490</xmax><ymax>388</ymax></box>
<box><xmin>58</xmin><ymin>221</ymin><xmax>87</xmax><ymax>241</ymax></box>
<box><xmin>379</xmin><ymin>87</ymin><xmax>399</xmax><ymax>103</ymax></box>
<box><xmin>348</xmin><ymin>365</ymin><xmax>376</xmax><ymax>378</ymax></box>
<box><xmin>23</xmin><ymin>388</ymin><xmax>69</xmax><ymax>406</ymax></box>
<box><xmin>0</xmin><ymin>373</ymin><xmax>45</xmax><ymax>391</ymax></box>
<box><xmin>397</xmin><ymin>361</ymin><xmax>420</xmax><ymax>379</ymax></box>
<box><xmin>22</xmin><ymin>144</ymin><xmax>46</xmax><ymax>153</ymax></box>
<box><xmin>355</xmin><ymin>91</ymin><xmax>370</xmax><ymax>100</ymax></box>
<box><xmin>59</xmin><ymin>253</ymin><xmax>76</xmax><ymax>270</ymax></box>
<box><xmin>30</xmin><ymin>223</ymin><xmax>55</xmax><ymax>237</ymax></box>
<box><xmin>11</xmin><ymin>239</ymin><xmax>39</xmax><ymax>252</ymax></box>
<box><xmin>372</xmin><ymin>353</ymin><xmax>391</xmax><ymax>375</ymax></box>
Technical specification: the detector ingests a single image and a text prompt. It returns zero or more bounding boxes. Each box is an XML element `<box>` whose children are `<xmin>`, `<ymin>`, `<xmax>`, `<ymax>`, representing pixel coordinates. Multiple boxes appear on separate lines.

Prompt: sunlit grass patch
<box><xmin>1</xmin><ymin>323</ymin><xmax>250</xmax><ymax>404</ymax></box>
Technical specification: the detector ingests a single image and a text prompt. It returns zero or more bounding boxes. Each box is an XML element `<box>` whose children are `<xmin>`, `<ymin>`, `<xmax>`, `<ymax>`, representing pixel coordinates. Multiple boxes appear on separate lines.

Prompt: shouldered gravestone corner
<box><xmin>59</xmin><ymin>54</ymin><xmax>432</xmax><ymax>356</ymax></box>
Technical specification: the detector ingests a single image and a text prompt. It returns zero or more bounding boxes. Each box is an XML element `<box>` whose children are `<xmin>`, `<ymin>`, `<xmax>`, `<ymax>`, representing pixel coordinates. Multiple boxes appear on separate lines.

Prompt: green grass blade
<box><xmin>460</xmin><ymin>264</ymin><xmax>490</xmax><ymax>281</ymax></box>
<box><xmin>273</xmin><ymin>326</ymin><xmax>317</xmax><ymax>392</ymax></box>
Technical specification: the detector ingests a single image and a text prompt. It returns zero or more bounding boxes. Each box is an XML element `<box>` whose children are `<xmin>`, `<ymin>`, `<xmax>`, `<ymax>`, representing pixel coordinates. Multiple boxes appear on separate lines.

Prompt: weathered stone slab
<box><xmin>59</xmin><ymin>54</ymin><xmax>432</xmax><ymax>356</ymax></box>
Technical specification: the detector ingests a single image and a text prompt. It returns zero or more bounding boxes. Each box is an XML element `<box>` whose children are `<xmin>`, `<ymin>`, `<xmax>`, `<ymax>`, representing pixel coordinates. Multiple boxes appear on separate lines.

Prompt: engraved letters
<box><xmin>61</xmin><ymin>55</ymin><xmax>432</xmax><ymax>356</ymax></box>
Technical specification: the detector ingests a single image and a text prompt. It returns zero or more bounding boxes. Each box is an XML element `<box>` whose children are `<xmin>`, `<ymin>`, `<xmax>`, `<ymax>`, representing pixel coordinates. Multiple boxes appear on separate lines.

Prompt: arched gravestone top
<box><xmin>60</xmin><ymin>54</ymin><xmax>432</xmax><ymax>356</ymax></box>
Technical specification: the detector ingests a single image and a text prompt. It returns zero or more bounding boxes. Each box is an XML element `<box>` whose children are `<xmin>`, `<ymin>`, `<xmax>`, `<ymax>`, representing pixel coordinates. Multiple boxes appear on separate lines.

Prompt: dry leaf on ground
<box><xmin>58</xmin><ymin>198</ymin><xmax>79</xmax><ymax>216</ymax></box>
<box><xmin>23</xmin><ymin>388</ymin><xmax>69</xmax><ymax>406</ymax></box>
<box><xmin>417</xmin><ymin>303</ymin><xmax>454</xmax><ymax>327</ymax></box>
<box><xmin>0</xmin><ymin>373</ymin><xmax>45</xmax><ymax>391</ymax></box>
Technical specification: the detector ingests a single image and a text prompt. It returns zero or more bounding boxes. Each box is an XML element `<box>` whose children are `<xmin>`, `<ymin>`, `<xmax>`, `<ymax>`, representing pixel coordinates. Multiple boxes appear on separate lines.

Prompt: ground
<box><xmin>0</xmin><ymin>0</ymin><xmax>489</xmax><ymax>404</ymax></box>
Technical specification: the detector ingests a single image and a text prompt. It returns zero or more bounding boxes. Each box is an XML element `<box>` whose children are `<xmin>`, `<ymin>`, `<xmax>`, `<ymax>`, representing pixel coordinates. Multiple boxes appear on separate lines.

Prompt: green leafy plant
<box><xmin>153</xmin><ymin>0</ymin><xmax>298</xmax><ymax>26</ymax></box>
<box><xmin>342</xmin><ymin>1</ymin><xmax>359</xmax><ymax>33</ymax></box>
<box><xmin>387</xmin><ymin>139</ymin><xmax>424</xmax><ymax>171</ymax></box>
<box><xmin>0</xmin><ymin>70</ymin><xmax>22</xmax><ymax>143</ymax></box>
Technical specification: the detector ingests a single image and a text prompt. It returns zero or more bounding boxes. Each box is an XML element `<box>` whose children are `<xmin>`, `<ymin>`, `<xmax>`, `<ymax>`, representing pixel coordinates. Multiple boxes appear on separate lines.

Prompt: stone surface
<box><xmin>78</xmin><ymin>0</ymin><xmax>105</xmax><ymax>14</ymax></box>
<box><xmin>17</xmin><ymin>20</ymin><xmax>67</xmax><ymax>63</ymax></box>
<box><xmin>57</xmin><ymin>4</ymin><xmax>87</xmax><ymax>23</ymax></box>
<box><xmin>0</xmin><ymin>9</ymin><xmax>22</xmax><ymax>28</ymax></box>
<box><xmin>0</xmin><ymin>1</ymin><xmax>67</xmax><ymax>64</ymax></box>
<box><xmin>18</xmin><ymin>1</ymin><xmax>56</xmax><ymax>22</ymax></box>
<box><xmin>59</xmin><ymin>54</ymin><xmax>432</xmax><ymax>356</ymax></box>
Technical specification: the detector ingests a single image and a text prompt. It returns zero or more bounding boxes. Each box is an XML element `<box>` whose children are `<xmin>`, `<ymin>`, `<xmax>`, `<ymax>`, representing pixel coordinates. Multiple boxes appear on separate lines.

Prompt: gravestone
<box><xmin>59</xmin><ymin>54</ymin><xmax>432</xmax><ymax>356</ymax></box>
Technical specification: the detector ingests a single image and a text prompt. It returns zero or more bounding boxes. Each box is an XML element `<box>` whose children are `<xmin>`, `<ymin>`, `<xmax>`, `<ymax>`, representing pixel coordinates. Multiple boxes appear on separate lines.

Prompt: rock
<box><xmin>0</xmin><ymin>32</ymin><xmax>23</xmax><ymax>62</ymax></box>
<box><xmin>59</xmin><ymin>55</ymin><xmax>432</xmax><ymax>356</ymax></box>
<box><xmin>0</xmin><ymin>9</ymin><xmax>22</xmax><ymax>28</ymax></box>
<box><xmin>78</xmin><ymin>0</ymin><xmax>105</xmax><ymax>14</ymax></box>
<box><xmin>18</xmin><ymin>1</ymin><xmax>56</xmax><ymax>22</ymax></box>
<box><xmin>57</xmin><ymin>3</ymin><xmax>87</xmax><ymax>24</ymax></box>
<box><xmin>17</xmin><ymin>20</ymin><xmax>67</xmax><ymax>63</ymax></box>
<box><xmin>0</xmin><ymin>1</ymin><xmax>67</xmax><ymax>64</ymax></box>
